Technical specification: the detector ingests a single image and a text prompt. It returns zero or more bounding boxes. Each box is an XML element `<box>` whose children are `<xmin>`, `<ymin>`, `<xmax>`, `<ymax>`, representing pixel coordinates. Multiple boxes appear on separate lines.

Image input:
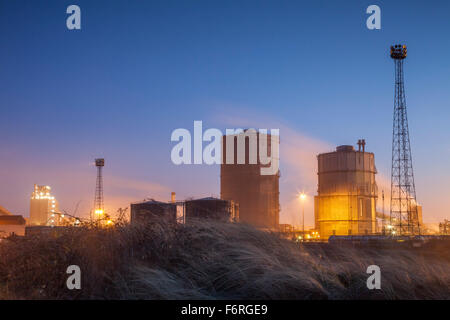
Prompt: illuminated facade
<box><xmin>314</xmin><ymin>141</ymin><xmax>378</xmax><ymax>239</ymax></box>
<box><xmin>29</xmin><ymin>185</ymin><xmax>59</xmax><ymax>226</ymax></box>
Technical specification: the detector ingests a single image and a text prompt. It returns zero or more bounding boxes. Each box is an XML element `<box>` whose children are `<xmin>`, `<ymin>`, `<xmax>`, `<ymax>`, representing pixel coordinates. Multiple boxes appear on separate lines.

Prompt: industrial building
<box><xmin>184</xmin><ymin>197</ymin><xmax>239</xmax><ymax>223</ymax></box>
<box><xmin>0</xmin><ymin>205</ymin><xmax>12</xmax><ymax>216</ymax></box>
<box><xmin>29</xmin><ymin>185</ymin><xmax>60</xmax><ymax>226</ymax></box>
<box><xmin>220</xmin><ymin>130</ymin><xmax>280</xmax><ymax>230</ymax></box>
<box><xmin>0</xmin><ymin>204</ymin><xmax>26</xmax><ymax>237</ymax></box>
<box><xmin>130</xmin><ymin>195</ymin><xmax>237</xmax><ymax>225</ymax></box>
<box><xmin>314</xmin><ymin>140</ymin><xmax>378</xmax><ymax>239</ymax></box>
<box><xmin>0</xmin><ymin>215</ymin><xmax>26</xmax><ymax>238</ymax></box>
<box><xmin>130</xmin><ymin>199</ymin><xmax>178</xmax><ymax>224</ymax></box>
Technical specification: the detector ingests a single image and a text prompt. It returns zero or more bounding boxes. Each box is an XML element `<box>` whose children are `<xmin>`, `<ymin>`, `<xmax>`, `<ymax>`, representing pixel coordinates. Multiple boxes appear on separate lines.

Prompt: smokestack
<box><xmin>171</xmin><ymin>192</ymin><xmax>176</xmax><ymax>203</ymax></box>
<box><xmin>357</xmin><ymin>139</ymin><xmax>366</xmax><ymax>152</ymax></box>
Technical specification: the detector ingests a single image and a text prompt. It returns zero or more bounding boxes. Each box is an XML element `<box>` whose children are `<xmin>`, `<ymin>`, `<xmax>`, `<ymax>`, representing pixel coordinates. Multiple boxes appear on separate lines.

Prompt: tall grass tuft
<box><xmin>0</xmin><ymin>218</ymin><xmax>449</xmax><ymax>299</ymax></box>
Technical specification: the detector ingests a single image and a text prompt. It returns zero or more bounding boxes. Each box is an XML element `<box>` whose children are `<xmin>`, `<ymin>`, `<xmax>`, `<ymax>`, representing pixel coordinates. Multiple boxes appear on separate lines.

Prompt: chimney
<box><xmin>171</xmin><ymin>192</ymin><xmax>176</xmax><ymax>203</ymax></box>
<box><xmin>357</xmin><ymin>139</ymin><xmax>366</xmax><ymax>152</ymax></box>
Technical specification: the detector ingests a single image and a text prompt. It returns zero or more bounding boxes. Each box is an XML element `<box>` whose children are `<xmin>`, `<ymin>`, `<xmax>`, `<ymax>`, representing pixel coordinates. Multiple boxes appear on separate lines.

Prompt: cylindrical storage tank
<box><xmin>184</xmin><ymin>197</ymin><xmax>238</xmax><ymax>223</ymax></box>
<box><xmin>315</xmin><ymin>143</ymin><xmax>378</xmax><ymax>239</ymax></box>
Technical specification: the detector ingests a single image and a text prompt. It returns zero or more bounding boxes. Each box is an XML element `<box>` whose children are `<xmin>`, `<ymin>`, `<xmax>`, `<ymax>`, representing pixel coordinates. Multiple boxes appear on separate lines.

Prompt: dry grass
<box><xmin>0</xmin><ymin>219</ymin><xmax>449</xmax><ymax>300</ymax></box>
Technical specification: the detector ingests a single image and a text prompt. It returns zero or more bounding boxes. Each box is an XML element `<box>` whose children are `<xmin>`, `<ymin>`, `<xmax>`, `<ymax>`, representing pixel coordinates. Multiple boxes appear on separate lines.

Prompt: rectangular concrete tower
<box><xmin>220</xmin><ymin>130</ymin><xmax>280</xmax><ymax>230</ymax></box>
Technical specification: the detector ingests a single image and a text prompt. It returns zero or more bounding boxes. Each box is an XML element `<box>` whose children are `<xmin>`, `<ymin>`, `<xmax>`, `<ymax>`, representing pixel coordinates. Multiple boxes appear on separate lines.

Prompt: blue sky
<box><xmin>0</xmin><ymin>0</ymin><xmax>449</xmax><ymax>225</ymax></box>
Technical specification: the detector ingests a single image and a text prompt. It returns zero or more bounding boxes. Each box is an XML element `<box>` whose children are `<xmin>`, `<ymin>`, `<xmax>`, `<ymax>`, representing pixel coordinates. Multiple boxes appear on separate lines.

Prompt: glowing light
<box><xmin>299</xmin><ymin>193</ymin><xmax>306</xmax><ymax>201</ymax></box>
<box><xmin>95</xmin><ymin>209</ymin><xmax>104</xmax><ymax>215</ymax></box>
<box><xmin>106</xmin><ymin>220</ymin><xmax>113</xmax><ymax>225</ymax></box>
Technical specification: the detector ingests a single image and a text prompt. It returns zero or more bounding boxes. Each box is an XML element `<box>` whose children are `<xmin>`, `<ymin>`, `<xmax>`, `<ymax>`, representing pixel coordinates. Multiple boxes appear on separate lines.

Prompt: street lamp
<box><xmin>299</xmin><ymin>192</ymin><xmax>307</xmax><ymax>237</ymax></box>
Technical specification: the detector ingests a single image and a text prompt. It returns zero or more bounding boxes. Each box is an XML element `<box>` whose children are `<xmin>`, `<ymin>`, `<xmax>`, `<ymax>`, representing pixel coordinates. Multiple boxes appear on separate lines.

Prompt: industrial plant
<box><xmin>0</xmin><ymin>45</ymin><xmax>447</xmax><ymax>242</ymax></box>
<box><xmin>2</xmin><ymin>0</ymin><xmax>450</xmax><ymax>304</ymax></box>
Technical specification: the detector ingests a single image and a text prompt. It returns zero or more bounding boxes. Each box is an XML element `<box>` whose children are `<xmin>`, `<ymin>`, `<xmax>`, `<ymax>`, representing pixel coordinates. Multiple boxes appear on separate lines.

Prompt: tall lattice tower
<box><xmin>389</xmin><ymin>44</ymin><xmax>420</xmax><ymax>235</ymax></box>
<box><xmin>94</xmin><ymin>158</ymin><xmax>105</xmax><ymax>218</ymax></box>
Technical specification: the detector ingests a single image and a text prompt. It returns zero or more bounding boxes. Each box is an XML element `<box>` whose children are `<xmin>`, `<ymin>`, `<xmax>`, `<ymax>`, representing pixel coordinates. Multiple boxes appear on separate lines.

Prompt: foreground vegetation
<box><xmin>0</xmin><ymin>219</ymin><xmax>449</xmax><ymax>299</ymax></box>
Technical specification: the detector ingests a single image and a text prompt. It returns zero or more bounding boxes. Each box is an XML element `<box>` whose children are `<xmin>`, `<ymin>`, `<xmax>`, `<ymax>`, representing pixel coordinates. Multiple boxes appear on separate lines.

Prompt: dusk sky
<box><xmin>1</xmin><ymin>0</ymin><xmax>449</xmax><ymax>226</ymax></box>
